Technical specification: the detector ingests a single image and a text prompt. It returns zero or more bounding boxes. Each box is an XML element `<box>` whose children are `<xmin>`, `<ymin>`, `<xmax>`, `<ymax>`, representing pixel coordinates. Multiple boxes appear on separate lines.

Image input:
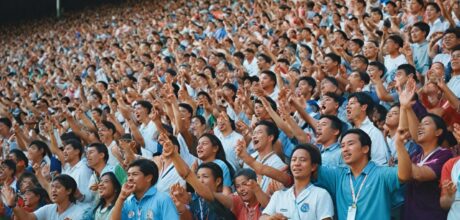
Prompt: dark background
<box><xmin>0</xmin><ymin>0</ymin><xmax>124</xmax><ymax>24</ymax></box>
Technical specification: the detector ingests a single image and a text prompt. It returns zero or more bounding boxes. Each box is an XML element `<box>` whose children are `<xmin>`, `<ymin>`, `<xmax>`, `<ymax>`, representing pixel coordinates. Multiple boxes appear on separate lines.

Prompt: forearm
<box><xmin>395</xmin><ymin>139</ymin><xmax>412</xmax><ymax>182</ymax></box>
<box><xmin>12</xmin><ymin>207</ymin><xmax>36</xmax><ymax>220</ymax></box>
<box><xmin>253</xmin><ymin>188</ymin><xmax>270</xmax><ymax>208</ymax></box>
<box><xmin>374</xmin><ymin>82</ymin><xmax>393</xmax><ymax>102</ymax></box>
<box><xmin>440</xmin><ymin>194</ymin><xmax>456</xmax><ymax>210</ymax></box>
<box><xmin>110</xmin><ymin>196</ymin><xmax>125</xmax><ymax>220</ymax></box>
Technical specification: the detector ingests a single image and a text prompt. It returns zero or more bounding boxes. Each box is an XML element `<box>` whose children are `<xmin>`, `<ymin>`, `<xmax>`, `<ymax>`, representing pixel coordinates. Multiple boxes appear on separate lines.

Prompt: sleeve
<box><xmin>33</xmin><ymin>205</ymin><xmax>50</xmax><ymax>220</ymax></box>
<box><xmin>427</xmin><ymin>150</ymin><xmax>454</xmax><ymax>178</ymax></box>
<box><xmin>231</xmin><ymin>195</ymin><xmax>243</xmax><ymax>216</ymax></box>
<box><xmin>316</xmin><ymin>189</ymin><xmax>335</xmax><ymax>220</ymax></box>
<box><xmin>440</xmin><ymin>157</ymin><xmax>460</xmax><ymax>191</ymax></box>
<box><xmin>382</xmin><ymin>167</ymin><xmax>400</xmax><ymax>193</ymax></box>
<box><xmin>121</xmin><ymin>200</ymin><xmax>129</xmax><ymax>219</ymax></box>
<box><xmin>114</xmin><ymin>164</ymin><xmax>127</xmax><ymax>185</ymax></box>
<box><xmin>220</xmin><ymin>163</ymin><xmax>232</xmax><ymax>187</ymax></box>
<box><xmin>261</xmin><ymin>191</ymin><xmax>279</xmax><ymax>216</ymax></box>
<box><xmin>369</xmin><ymin>130</ymin><xmax>389</xmax><ymax>166</ymax></box>
<box><xmin>160</xmin><ymin>195</ymin><xmax>180</xmax><ymax>220</ymax></box>
<box><xmin>314</xmin><ymin>166</ymin><xmax>340</xmax><ymax>196</ymax></box>
<box><xmin>178</xmin><ymin>134</ymin><xmax>197</xmax><ymax>166</ymax></box>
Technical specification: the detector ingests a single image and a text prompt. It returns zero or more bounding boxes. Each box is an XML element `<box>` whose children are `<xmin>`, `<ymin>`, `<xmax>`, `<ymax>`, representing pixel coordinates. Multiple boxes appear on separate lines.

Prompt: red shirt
<box><xmin>231</xmin><ymin>195</ymin><xmax>261</xmax><ymax>220</ymax></box>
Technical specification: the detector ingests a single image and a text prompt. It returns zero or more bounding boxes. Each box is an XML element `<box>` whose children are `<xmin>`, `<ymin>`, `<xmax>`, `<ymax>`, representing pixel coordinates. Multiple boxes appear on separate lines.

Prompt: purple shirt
<box><xmin>404</xmin><ymin>147</ymin><xmax>453</xmax><ymax>220</ymax></box>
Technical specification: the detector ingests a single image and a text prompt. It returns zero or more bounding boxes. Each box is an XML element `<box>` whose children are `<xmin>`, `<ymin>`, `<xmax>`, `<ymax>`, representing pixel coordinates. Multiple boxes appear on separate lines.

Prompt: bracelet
<box><xmin>8</xmin><ymin>203</ymin><xmax>16</xmax><ymax>209</ymax></box>
<box><xmin>182</xmin><ymin>170</ymin><xmax>191</xmax><ymax>180</ymax></box>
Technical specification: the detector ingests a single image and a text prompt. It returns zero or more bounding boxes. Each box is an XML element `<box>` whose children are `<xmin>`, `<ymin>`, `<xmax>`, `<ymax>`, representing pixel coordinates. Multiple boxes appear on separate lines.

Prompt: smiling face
<box><xmin>290</xmin><ymin>148</ymin><xmax>316</xmax><ymax>180</ymax></box>
<box><xmin>341</xmin><ymin>133</ymin><xmax>369</xmax><ymax>165</ymax></box>
<box><xmin>127</xmin><ymin>166</ymin><xmax>152</xmax><ymax>194</ymax></box>
<box><xmin>417</xmin><ymin>116</ymin><xmax>442</xmax><ymax>145</ymax></box>
<box><xmin>196</xmin><ymin>136</ymin><xmax>217</xmax><ymax>161</ymax></box>
<box><xmin>234</xmin><ymin>175</ymin><xmax>255</xmax><ymax>203</ymax></box>
<box><xmin>27</xmin><ymin>145</ymin><xmax>43</xmax><ymax>162</ymax></box>
<box><xmin>98</xmin><ymin>174</ymin><xmax>117</xmax><ymax>199</ymax></box>
<box><xmin>451</xmin><ymin>50</ymin><xmax>460</xmax><ymax>73</ymax></box>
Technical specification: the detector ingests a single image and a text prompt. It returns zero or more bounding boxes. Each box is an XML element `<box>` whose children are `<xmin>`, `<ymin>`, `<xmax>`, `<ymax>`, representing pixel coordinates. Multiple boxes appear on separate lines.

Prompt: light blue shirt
<box><xmin>121</xmin><ymin>186</ymin><xmax>179</xmax><ymax>220</ymax></box>
<box><xmin>317</xmin><ymin>142</ymin><xmax>343</xmax><ymax>167</ymax></box>
<box><xmin>410</xmin><ymin>41</ymin><xmax>431</xmax><ymax>75</ymax></box>
<box><xmin>316</xmin><ymin>161</ymin><xmax>400</xmax><ymax>220</ymax></box>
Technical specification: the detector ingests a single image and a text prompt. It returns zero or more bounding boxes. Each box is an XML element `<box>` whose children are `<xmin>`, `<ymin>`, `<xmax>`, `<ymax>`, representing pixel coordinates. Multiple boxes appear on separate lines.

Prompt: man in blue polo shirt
<box><xmin>111</xmin><ymin>159</ymin><xmax>179</xmax><ymax>220</ymax></box>
<box><xmin>315</xmin><ymin>129</ymin><xmax>412</xmax><ymax>220</ymax></box>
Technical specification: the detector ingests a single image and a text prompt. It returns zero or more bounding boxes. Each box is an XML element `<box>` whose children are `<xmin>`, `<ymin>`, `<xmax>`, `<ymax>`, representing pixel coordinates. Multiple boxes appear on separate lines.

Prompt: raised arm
<box><xmin>162</xmin><ymin>133</ymin><xmax>215</xmax><ymax>201</ymax></box>
<box><xmin>235</xmin><ymin>139</ymin><xmax>291</xmax><ymax>187</ymax></box>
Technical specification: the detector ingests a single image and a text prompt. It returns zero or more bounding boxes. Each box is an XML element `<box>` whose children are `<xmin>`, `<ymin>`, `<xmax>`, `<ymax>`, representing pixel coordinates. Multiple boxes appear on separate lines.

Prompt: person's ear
<box><xmin>216</xmin><ymin>177</ymin><xmax>222</xmax><ymax>188</ymax></box>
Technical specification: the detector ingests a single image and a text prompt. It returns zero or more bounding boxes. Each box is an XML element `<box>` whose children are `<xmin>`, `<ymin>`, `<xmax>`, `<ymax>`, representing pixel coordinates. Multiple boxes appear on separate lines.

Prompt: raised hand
<box><xmin>441</xmin><ymin>179</ymin><xmax>457</xmax><ymax>197</ymax></box>
<box><xmin>1</xmin><ymin>186</ymin><xmax>16</xmax><ymax>208</ymax></box>
<box><xmin>398</xmin><ymin>78</ymin><xmax>416</xmax><ymax>108</ymax></box>
<box><xmin>119</xmin><ymin>183</ymin><xmax>136</xmax><ymax>200</ymax></box>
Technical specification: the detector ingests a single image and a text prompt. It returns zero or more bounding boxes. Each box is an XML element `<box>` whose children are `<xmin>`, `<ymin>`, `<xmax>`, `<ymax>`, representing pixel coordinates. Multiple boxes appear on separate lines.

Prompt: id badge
<box><xmin>346</xmin><ymin>205</ymin><xmax>357</xmax><ymax>220</ymax></box>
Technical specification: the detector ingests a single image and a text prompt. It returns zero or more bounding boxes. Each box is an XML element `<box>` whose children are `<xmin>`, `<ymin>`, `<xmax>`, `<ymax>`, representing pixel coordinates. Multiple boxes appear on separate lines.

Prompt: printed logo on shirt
<box><xmin>300</xmin><ymin>203</ymin><xmax>310</xmax><ymax>213</ymax></box>
<box><xmin>280</xmin><ymin>208</ymin><xmax>288</xmax><ymax>212</ymax></box>
<box><xmin>147</xmin><ymin>209</ymin><xmax>154</xmax><ymax>220</ymax></box>
<box><xmin>128</xmin><ymin>210</ymin><xmax>135</xmax><ymax>218</ymax></box>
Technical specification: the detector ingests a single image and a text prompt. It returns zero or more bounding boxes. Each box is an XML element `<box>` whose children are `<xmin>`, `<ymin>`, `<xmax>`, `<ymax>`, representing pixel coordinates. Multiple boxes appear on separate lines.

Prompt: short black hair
<box><xmin>2</xmin><ymin>159</ymin><xmax>16</xmax><ymax>178</ymax></box>
<box><xmin>397</xmin><ymin>64</ymin><xmax>416</xmax><ymax>76</ymax></box>
<box><xmin>368</xmin><ymin>61</ymin><xmax>386</xmax><ymax>78</ymax></box>
<box><xmin>63</xmin><ymin>139</ymin><xmax>84</xmax><ymax>159</ymax></box>
<box><xmin>0</xmin><ymin>117</ymin><xmax>12</xmax><ymax>128</ymax></box>
<box><xmin>101</xmin><ymin>120</ymin><xmax>116</xmax><ymax>135</ymax></box>
<box><xmin>29</xmin><ymin>140</ymin><xmax>52</xmax><ymax>158</ymax></box>
<box><xmin>387</xmin><ymin>35</ymin><xmax>404</xmax><ymax>48</ymax></box>
<box><xmin>348</xmin><ymin>92</ymin><xmax>374</xmax><ymax>116</ymax></box>
<box><xmin>88</xmin><ymin>143</ymin><xmax>109</xmax><ymax>163</ymax></box>
<box><xmin>135</xmin><ymin>100</ymin><xmax>153</xmax><ymax>114</ymax></box>
<box><xmin>257</xmin><ymin>53</ymin><xmax>272</xmax><ymax>64</ymax></box>
<box><xmin>325</xmin><ymin>53</ymin><xmax>341</xmax><ymax>65</ymax></box>
<box><xmin>197</xmin><ymin>91</ymin><xmax>212</xmax><ymax>103</ymax></box>
<box><xmin>254</xmin><ymin>96</ymin><xmax>277</xmax><ymax>112</ymax></box>
<box><xmin>255</xmin><ymin>120</ymin><xmax>279</xmax><ymax>144</ymax></box>
<box><xmin>444</xmin><ymin>27</ymin><xmax>460</xmax><ymax>39</ymax></box>
<box><xmin>289</xmin><ymin>144</ymin><xmax>322</xmax><ymax>169</ymax></box>
<box><xmin>351</xmin><ymin>38</ymin><xmax>364</xmax><ymax>48</ymax></box>
<box><xmin>426</xmin><ymin>2</ymin><xmax>441</xmax><ymax>12</ymax></box>
<box><xmin>323</xmin><ymin>92</ymin><xmax>342</xmax><ymax>105</ymax></box>
<box><xmin>341</xmin><ymin>128</ymin><xmax>372</xmax><ymax>160</ymax></box>
<box><xmin>234</xmin><ymin>168</ymin><xmax>257</xmax><ymax>181</ymax></box>
<box><xmin>53</xmin><ymin>174</ymin><xmax>78</xmax><ymax>203</ymax></box>
<box><xmin>9</xmin><ymin>149</ymin><xmax>28</xmax><ymax>167</ymax></box>
<box><xmin>198</xmin><ymin>162</ymin><xmax>223</xmax><ymax>187</ymax></box>
<box><xmin>178</xmin><ymin>103</ymin><xmax>194</xmax><ymax>115</ymax></box>
<box><xmin>323</xmin><ymin>76</ymin><xmax>339</xmax><ymax>88</ymax></box>
<box><xmin>128</xmin><ymin>159</ymin><xmax>159</xmax><ymax>186</ymax></box>
<box><xmin>355</xmin><ymin>71</ymin><xmax>371</xmax><ymax>84</ymax></box>
<box><xmin>412</xmin><ymin>22</ymin><xmax>430</xmax><ymax>38</ymax></box>
<box><xmin>260</xmin><ymin>70</ymin><xmax>277</xmax><ymax>86</ymax></box>
<box><xmin>297</xmin><ymin>76</ymin><xmax>317</xmax><ymax>92</ymax></box>
<box><xmin>319</xmin><ymin>115</ymin><xmax>343</xmax><ymax>138</ymax></box>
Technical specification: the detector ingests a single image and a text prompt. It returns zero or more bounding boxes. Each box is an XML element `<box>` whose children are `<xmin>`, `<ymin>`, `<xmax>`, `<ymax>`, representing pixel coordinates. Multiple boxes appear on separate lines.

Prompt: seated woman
<box><xmin>162</xmin><ymin>133</ymin><xmax>235</xmax><ymax>220</ymax></box>
<box><xmin>82</xmin><ymin>172</ymin><xmax>121</xmax><ymax>220</ymax></box>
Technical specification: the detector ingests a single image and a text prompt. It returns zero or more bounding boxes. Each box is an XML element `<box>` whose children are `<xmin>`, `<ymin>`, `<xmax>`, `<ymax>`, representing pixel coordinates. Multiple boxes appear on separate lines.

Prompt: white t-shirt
<box><xmin>62</xmin><ymin>159</ymin><xmax>92</xmax><ymax>202</ymax></box>
<box><xmin>384</xmin><ymin>54</ymin><xmax>407</xmax><ymax>82</ymax></box>
<box><xmin>139</xmin><ymin>121</ymin><xmax>159</xmax><ymax>154</ymax></box>
<box><xmin>243</xmin><ymin>58</ymin><xmax>260</xmax><ymax>76</ymax></box>
<box><xmin>213</xmin><ymin>128</ymin><xmax>243</xmax><ymax>171</ymax></box>
<box><xmin>156</xmin><ymin>163</ymin><xmax>186</xmax><ymax>193</ymax></box>
<box><xmin>263</xmin><ymin>184</ymin><xmax>334</xmax><ymax>220</ymax></box>
<box><xmin>447</xmin><ymin>75</ymin><xmax>460</xmax><ymax>98</ymax></box>
<box><xmin>34</xmin><ymin>203</ymin><xmax>89</xmax><ymax>220</ymax></box>
<box><xmin>106</xmin><ymin>140</ymin><xmax>120</xmax><ymax>167</ymax></box>
<box><xmin>244</xmin><ymin>151</ymin><xmax>286</xmax><ymax>192</ymax></box>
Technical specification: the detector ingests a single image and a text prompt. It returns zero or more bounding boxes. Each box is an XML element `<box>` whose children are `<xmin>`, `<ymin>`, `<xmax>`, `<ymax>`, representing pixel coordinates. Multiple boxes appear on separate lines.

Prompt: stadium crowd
<box><xmin>0</xmin><ymin>0</ymin><xmax>460</xmax><ymax>219</ymax></box>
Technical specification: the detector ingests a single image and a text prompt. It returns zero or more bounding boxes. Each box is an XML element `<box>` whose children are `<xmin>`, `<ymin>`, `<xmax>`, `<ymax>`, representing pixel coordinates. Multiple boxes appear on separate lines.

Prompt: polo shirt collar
<box><xmin>319</xmin><ymin>142</ymin><xmax>340</xmax><ymax>153</ymax></box>
<box><xmin>346</xmin><ymin>161</ymin><xmax>376</xmax><ymax>176</ymax></box>
<box><xmin>359</xmin><ymin>117</ymin><xmax>372</xmax><ymax>128</ymax></box>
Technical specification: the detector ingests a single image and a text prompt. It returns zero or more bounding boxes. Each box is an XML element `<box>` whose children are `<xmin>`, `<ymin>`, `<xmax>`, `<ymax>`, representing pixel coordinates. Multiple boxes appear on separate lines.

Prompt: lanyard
<box><xmin>160</xmin><ymin>164</ymin><xmax>175</xmax><ymax>179</ymax></box>
<box><xmin>418</xmin><ymin>147</ymin><xmax>440</xmax><ymax>166</ymax></box>
<box><xmin>349</xmin><ymin>174</ymin><xmax>368</xmax><ymax>207</ymax></box>
<box><xmin>198</xmin><ymin>197</ymin><xmax>208</xmax><ymax>220</ymax></box>
<box><xmin>294</xmin><ymin>184</ymin><xmax>313</xmax><ymax>220</ymax></box>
